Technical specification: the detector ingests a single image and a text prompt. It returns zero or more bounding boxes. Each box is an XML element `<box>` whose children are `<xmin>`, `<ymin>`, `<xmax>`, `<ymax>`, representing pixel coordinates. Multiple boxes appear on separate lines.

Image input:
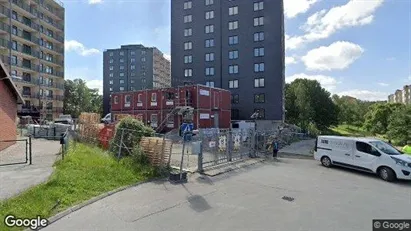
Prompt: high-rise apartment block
<box><xmin>0</xmin><ymin>0</ymin><xmax>65</xmax><ymax>120</ymax></box>
<box><xmin>103</xmin><ymin>45</ymin><xmax>171</xmax><ymax>115</ymax></box>
<box><xmin>388</xmin><ymin>85</ymin><xmax>410</xmax><ymax>105</ymax></box>
<box><xmin>171</xmin><ymin>0</ymin><xmax>285</xmax><ymax>122</ymax></box>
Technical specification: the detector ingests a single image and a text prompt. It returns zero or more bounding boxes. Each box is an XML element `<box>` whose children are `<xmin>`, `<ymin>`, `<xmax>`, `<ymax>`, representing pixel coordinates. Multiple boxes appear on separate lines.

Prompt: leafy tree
<box><xmin>63</xmin><ymin>79</ymin><xmax>103</xmax><ymax>118</ymax></box>
<box><xmin>387</xmin><ymin>106</ymin><xmax>411</xmax><ymax>145</ymax></box>
<box><xmin>363</xmin><ymin>103</ymin><xmax>404</xmax><ymax>134</ymax></box>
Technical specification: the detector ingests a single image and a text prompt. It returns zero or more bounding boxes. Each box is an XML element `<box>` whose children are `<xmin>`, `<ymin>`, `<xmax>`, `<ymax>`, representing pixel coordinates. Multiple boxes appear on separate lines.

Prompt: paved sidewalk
<box><xmin>0</xmin><ymin>138</ymin><xmax>61</xmax><ymax>200</ymax></box>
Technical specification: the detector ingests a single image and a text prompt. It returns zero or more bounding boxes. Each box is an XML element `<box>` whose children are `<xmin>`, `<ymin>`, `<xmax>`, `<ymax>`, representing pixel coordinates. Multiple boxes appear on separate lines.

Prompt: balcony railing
<box><xmin>40</xmin><ymin>17</ymin><xmax>64</xmax><ymax>31</ymax></box>
<box><xmin>40</xmin><ymin>30</ymin><xmax>64</xmax><ymax>43</ymax></box>
<box><xmin>11</xmin><ymin>0</ymin><xmax>36</xmax><ymax>16</ymax></box>
<box><xmin>38</xmin><ymin>80</ymin><xmax>64</xmax><ymax>90</ymax></box>
<box><xmin>12</xmin><ymin>15</ymin><xmax>39</xmax><ymax>31</ymax></box>
<box><xmin>14</xmin><ymin>28</ymin><xmax>39</xmax><ymax>44</ymax></box>
<box><xmin>0</xmin><ymin>38</ymin><xmax>8</xmax><ymax>48</ymax></box>
<box><xmin>34</xmin><ymin>0</ymin><xmax>64</xmax><ymax>20</ymax></box>
<box><xmin>40</xmin><ymin>44</ymin><xmax>64</xmax><ymax>54</ymax></box>
<box><xmin>0</xmin><ymin>21</ymin><xmax>10</xmax><ymax>33</ymax></box>
<box><xmin>12</xmin><ymin>60</ymin><xmax>38</xmax><ymax>72</ymax></box>
<box><xmin>0</xmin><ymin>5</ymin><xmax>9</xmax><ymax>17</ymax></box>
<box><xmin>39</xmin><ymin>68</ymin><xmax>64</xmax><ymax>78</ymax></box>
<box><xmin>40</xmin><ymin>56</ymin><xmax>63</xmax><ymax>66</ymax></box>
<box><xmin>13</xmin><ymin>43</ymin><xmax>40</xmax><ymax>58</ymax></box>
<box><xmin>37</xmin><ymin>93</ymin><xmax>64</xmax><ymax>101</ymax></box>
<box><xmin>12</xmin><ymin>76</ymin><xmax>37</xmax><ymax>85</ymax></box>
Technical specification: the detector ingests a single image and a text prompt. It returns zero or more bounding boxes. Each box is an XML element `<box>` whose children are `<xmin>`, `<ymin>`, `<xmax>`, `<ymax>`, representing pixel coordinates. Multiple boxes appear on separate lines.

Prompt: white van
<box><xmin>101</xmin><ymin>113</ymin><xmax>111</xmax><ymax>124</ymax></box>
<box><xmin>314</xmin><ymin>136</ymin><xmax>411</xmax><ymax>182</ymax></box>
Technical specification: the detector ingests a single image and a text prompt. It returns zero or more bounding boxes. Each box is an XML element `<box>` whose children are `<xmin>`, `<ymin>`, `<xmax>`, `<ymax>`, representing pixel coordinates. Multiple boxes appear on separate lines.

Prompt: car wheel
<box><xmin>378</xmin><ymin>167</ymin><xmax>396</xmax><ymax>182</ymax></box>
<box><xmin>321</xmin><ymin>156</ymin><xmax>332</xmax><ymax>167</ymax></box>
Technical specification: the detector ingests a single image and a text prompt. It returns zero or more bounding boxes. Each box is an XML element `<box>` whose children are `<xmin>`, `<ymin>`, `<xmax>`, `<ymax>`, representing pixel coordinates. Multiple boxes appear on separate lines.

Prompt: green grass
<box><xmin>0</xmin><ymin>143</ymin><xmax>158</xmax><ymax>231</ymax></box>
<box><xmin>325</xmin><ymin>124</ymin><xmax>372</xmax><ymax>137</ymax></box>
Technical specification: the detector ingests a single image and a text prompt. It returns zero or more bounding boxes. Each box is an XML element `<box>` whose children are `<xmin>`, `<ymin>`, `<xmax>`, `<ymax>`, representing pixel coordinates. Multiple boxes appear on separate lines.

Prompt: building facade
<box><xmin>388</xmin><ymin>85</ymin><xmax>410</xmax><ymax>105</ymax></box>
<box><xmin>103</xmin><ymin>44</ymin><xmax>171</xmax><ymax>116</ymax></box>
<box><xmin>171</xmin><ymin>0</ymin><xmax>285</xmax><ymax>122</ymax></box>
<box><xmin>0</xmin><ymin>0</ymin><xmax>65</xmax><ymax>121</ymax></box>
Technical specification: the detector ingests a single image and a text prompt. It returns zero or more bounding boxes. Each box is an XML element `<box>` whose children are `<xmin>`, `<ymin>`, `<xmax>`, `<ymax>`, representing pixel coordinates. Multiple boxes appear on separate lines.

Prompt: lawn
<box><xmin>0</xmin><ymin>143</ymin><xmax>158</xmax><ymax>231</ymax></box>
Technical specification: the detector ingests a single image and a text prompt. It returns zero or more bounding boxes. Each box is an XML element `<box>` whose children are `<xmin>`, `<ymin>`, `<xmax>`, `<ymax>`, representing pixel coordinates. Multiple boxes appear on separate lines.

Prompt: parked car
<box><xmin>54</xmin><ymin>114</ymin><xmax>73</xmax><ymax>125</ymax></box>
<box><xmin>314</xmin><ymin>136</ymin><xmax>411</xmax><ymax>182</ymax></box>
<box><xmin>101</xmin><ymin>113</ymin><xmax>111</xmax><ymax>124</ymax></box>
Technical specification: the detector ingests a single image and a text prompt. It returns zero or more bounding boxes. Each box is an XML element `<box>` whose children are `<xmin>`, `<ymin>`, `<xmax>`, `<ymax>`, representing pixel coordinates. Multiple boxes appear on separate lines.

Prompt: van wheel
<box><xmin>378</xmin><ymin>167</ymin><xmax>396</xmax><ymax>182</ymax></box>
<box><xmin>321</xmin><ymin>156</ymin><xmax>332</xmax><ymax>167</ymax></box>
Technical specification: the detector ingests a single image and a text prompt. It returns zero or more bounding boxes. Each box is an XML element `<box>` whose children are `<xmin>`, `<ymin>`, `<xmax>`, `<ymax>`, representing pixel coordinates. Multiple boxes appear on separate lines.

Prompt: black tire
<box><xmin>321</xmin><ymin>156</ymin><xmax>332</xmax><ymax>167</ymax></box>
<box><xmin>378</xmin><ymin>167</ymin><xmax>396</xmax><ymax>182</ymax></box>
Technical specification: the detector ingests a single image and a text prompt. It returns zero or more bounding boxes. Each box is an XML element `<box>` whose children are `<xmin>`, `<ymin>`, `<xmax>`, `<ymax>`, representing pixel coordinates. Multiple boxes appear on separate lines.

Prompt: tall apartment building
<box><xmin>0</xmin><ymin>0</ymin><xmax>65</xmax><ymax>121</ymax></box>
<box><xmin>103</xmin><ymin>44</ymin><xmax>171</xmax><ymax>115</ymax></box>
<box><xmin>388</xmin><ymin>85</ymin><xmax>410</xmax><ymax>105</ymax></box>
<box><xmin>171</xmin><ymin>0</ymin><xmax>285</xmax><ymax>122</ymax></box>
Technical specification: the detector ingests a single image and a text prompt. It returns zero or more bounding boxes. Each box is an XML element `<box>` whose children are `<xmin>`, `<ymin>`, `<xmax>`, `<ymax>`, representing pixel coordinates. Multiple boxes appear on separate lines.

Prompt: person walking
<box><xmin>402</xmin><ymin>141</ymin><xmax>411</xmax><ymax>155</ymax></box>
<box><xmin>272</xmin><ymin>138</ymin><xmax>279</xmax><ymax>158</ymax></box>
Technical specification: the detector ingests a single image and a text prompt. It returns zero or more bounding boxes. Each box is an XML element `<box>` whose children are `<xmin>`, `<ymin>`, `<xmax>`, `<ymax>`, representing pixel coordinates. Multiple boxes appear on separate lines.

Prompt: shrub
<box><xmin>110</xmin><ymin>117</ymin><xmax>155</xmax><ymax>157</ymax></box>
<box><xmin>131</xmin><ymin>145</ymin><xmax>150</xmax><ymax>165</ymax></box>
<box><xmin>307</xmin><ymin>122</ymin><xmax>321</xmax><ymax>136</ymax></box>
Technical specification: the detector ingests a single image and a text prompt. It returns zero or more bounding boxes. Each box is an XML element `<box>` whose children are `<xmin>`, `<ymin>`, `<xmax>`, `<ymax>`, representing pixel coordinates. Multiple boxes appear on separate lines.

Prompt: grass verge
<box><xmin>325</xmin><ymin>124</ymin><xmax>372</xmax><ymax>137</ymax></box>
<box><xmin>0</xmin><ymin>142</ymin><xmax>159</xmax><ymax>231</ymax></box>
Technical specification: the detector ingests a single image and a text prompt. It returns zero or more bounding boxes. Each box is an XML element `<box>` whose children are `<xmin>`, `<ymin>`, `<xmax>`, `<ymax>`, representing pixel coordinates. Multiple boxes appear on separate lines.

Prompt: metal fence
<box><xmin>0</xmin><ymin>137</ymin><xmax>32</xmax><ymax>166</ymax></box>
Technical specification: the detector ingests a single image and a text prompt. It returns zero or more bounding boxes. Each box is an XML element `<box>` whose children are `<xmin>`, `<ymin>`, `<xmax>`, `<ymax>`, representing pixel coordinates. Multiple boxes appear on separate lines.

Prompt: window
<box><xmin>229</xmin><ymin>35</ymin><xmax>239</xmax><ymax>45</ymax></box>
<box><xmin>131</xmin><ymin>58</ymin><xmax>135</xmax><ymax>62</ymax></box>
<box><xmin>184</xmin><ymin>68</ymin><xmax>193</xmax><ymax>77</ymax></box>
<box><xmin>205</xmin><ymin>0</ymin><xmax>213</xmax><ymax>5</ymax></box>
<box><xmin>109</xmin><ymin>80</ymin><xmax>113</xmax><ymax>85</ymax></box>
<box><xmin>229</xmin><ymin>6</ymin><xmax>238</xmax><ymax>15</ymax></box>
<box><xmin>205</xmin><ymin>39</ymin><xmax>214</xmax><ymax>48</ymax></box>
<box><xmin>229</xmin><ymin>65</ymin><xmax>239</xmax><ymax>74</ymax></box>
<box><xmin>131</xmin><ymin>65</ymin><xmax>136</xmax><ymax>70</ymax></box>
<box><xmin>130</xmin><ymin>51</ymin><xmax>135</xmax><ymax>55</ymax></box>
<box><xmin>254</xmin><ymin>17</ymin><xmax>264</xmax><ymax>26</ymax></box>
<box><xmin>109</xmin><ymin>59</ymin><xmax>113</xmax><ymax>63</ymax></box>
<box><xmin>151</xmin><ymin>93</ymin><xmax>157</xmax><ymax>102</ymax></box>
<box><xmin>137</xmin><ymin>94</ymin><xmax>142</xmax><ymax>103</ymax></box>
<box><xmin>356</xmin><ymin>142</ymin><xmax>381</xmax><ymax>156</ymax></box>
<box><xmin>114</xmin><ymin>96</ymin><xmax>119</xmax><ymax>104</ymax></box>
<box><xmin>254</xmin><ymin>109</ymin><xmax>265</xmax><ymax>119</ymax></box>
<box><xmin>12</xmin><ymin>26</ymin><xmax>17</xmax><ymax>35</ymax></box>
<box><xmin>109</xmin><ymin>52</ymin><xmax>113</xmax><ymax>56</ymax></box>
<box><xmin>120</xmin><ymin>73</ymin><xmax>125</xmax><ymax>77</ymax></box>
<box><xmin>228</xmin><ymin>21</ymin><xmax>238</xmax><ymax>30</ymax></box>
<box><xmin>125</xmin><ymin>95</ymin><xmax>131</xmax><ymax>105</ymax></box>
<box><xmin>120</xmin><ymin>87</ymin><xmax>125</xmax><ymax>91</ymax></box>
<box><xmin>205</xmin><ymin>53</ymin><xmax>214</xmax><ymax>62</ymax></box>
<box><xmin>231</xmin><ymin>94</ymin><xmax>239</xmax><ymax>104</ymax></box>
<box><xmin>229</xmin><ymin>50</ymin><xmax>239</xmax><ymax>60</ymax></box>
<box><xmin>120</xmin><ymin>51</ymin><xmax>124</xmax><ymax>56</ymax></box>
<box><xmin>184</xmin><ymin>1</ymin><xmax>192</xmax><ymax>9</ymax></box>
<box><xmin>130</xmin><ymin>87</ymin><xmax>135</xmax><ymax>91</ymax></box>
<box><xmin>254</xmin><ymin>63</ymin><xmax>265</xmax><ymax>72</ymax></box>
<box><xmin>120</xmin><ymin>58</ymin><xmax>124</xmax><ymax>63</ymax></box>
<box><xmin>229</xmin><ymin>80</ymin><xmax>238</xmax><ymax>89</ymax></box>
<box><xmin>110</xmin><ymin>87</ymin><xmax>113</xmax><ymax>92</ymax></box>
<box><xmin>184</xmin><ymin>55</ymin><xmax>193</xmax><ymax>63</ymax></box>
<box><xmin>141</xmin><ymin>50</ymin><xmax>146</xmax><ymax>55</ymax></box>
<box><xmin>254</xmin><ymin>78</ymin><xmax>265</xmax><ymax>88</ymax></box>
<box><xmin>120</xmin><ymin>66</ymin><xmax>124</xmax><ymax>70</ymax></box>
<box><xmin>141</xmin><ymin>57</ymin><xmax>146</xmax><ymax>62</ymax></box>
<box><xmin>254</xmin><ymin>47</ymin><xmax>265</xmax><ymax>57</ymax></box>
<box><xmin>206</xmin><ymin>81</ymin><xmax>215</xmax><ymax>87</ymax></box>
<box><xmin>120</xmin><ymin>80</ymin><xmax>125</xmax><ymax>84</ymax></box>
<box><xmin>254</xmin><ymin>1</ymin><xmax>264</xmax><ymax>11</ymax></box>
<box><xmin>12</xmin><ymin>11</ymin><xmax>17</xmax><ymax>19</ymax></box>
<box><xmin>109</xmin><ymin>73</ymin><xmax>114</xmax><ymax>77</ymax></box>
<box><xmin>109</xmin><ymin>66</ymin><xmax>114</xmax><ymax>71</ymax></box>
<box><xmin>184</xmin><ymin>15</ymin><xmax>192</xmax><ymax>23</ymax></box>
<box><xmin>184</xmin><ymin>28</ymin><xmax>192</xmax><ymax>37</ymax></box>
<box><xmin>205</xmin><ymin>67</ymin><xmax>215</xmax><ymax>76</ymax></box>
<box><xmin>184</xmin><ymin>42</ymin><xmax>193</xmax><ymax>50</ymax></box>
<box><xmin>130</xmin><ymin>80</ymin><xmax>135</xmax><ymax>84</ymax></box>
<box><xmin>11</xmin><ymin>41</ymin><xmax>17</xmax><ymax>50</ymax></box>
<box><xmin>131</xmin><ymin>72</ymin><xmax>135</xmax><ymax>76</ymax></box>
<box><xmin>205</xmin><ymin>25</ymin><xmax>214</xmax><ymax>34</ymax></box>
<box><xmin>205</xmin><ymin>10</ymin><xmax>214</xmax><ymax>19</ymax></box>
<box><xmin>254</xmin><ymin>94</ymin><xmax>265</xmax><ymax>103</ymax></box>
<box><xmin>11</xmin><ymin>56</ymin><xmax>17</xmax><ymax>65</ymax></box>
<box><xmin>254</xmin><ymin>32</ymin><xmax>265</xmax><ymax>42</ymax></box>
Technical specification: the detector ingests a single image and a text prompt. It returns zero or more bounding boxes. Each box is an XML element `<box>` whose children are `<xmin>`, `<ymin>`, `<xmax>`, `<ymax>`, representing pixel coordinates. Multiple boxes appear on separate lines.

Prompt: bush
<box><xmin>110</xmin><ymin>117</ymin><xmax>155</xmax><ymax>157</ymax></box>
<box><xmin>307</xmin><ymin>122</ymin><xmax>321</xmax><ymax>136</ymax></box>
<box><xmin>131</xmin><ymin>145</ymin><xmax>150</xmax><ymax>165</ymax></box>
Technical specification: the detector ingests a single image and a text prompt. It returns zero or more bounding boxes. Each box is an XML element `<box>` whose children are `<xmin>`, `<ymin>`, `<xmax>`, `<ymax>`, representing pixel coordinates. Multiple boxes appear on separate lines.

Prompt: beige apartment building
<box><xmin>388</xmin><ymin>85</ymin><xmax>411</xmax><ymax>105</ymax></box>
<box><xmin>0</xmin><ymin>0</ymin><xmax>64</xmax><ymax>121</ymax></box>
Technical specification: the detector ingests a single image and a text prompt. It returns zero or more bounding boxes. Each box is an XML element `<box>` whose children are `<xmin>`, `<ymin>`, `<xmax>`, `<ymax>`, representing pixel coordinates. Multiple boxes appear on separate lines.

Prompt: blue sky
<box><xmin>63</xmin><ymin>0</ymin><xmax>410</xmax><ymax>101</ymax></box>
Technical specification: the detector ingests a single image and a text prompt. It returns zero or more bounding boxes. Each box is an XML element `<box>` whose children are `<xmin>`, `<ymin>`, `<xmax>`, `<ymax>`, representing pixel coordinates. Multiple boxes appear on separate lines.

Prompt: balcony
<box><xmin>40</xmin><ymin>56</ymin><xmax>63</xmax><ymax>67</ymax></box>
<box><xmin>38</xmin><ymin>80</ymin><xmax>64</xmax><ymax>90</ymax></box>
<box><xmin>0</xmin><ymin>38</ymin><xmax>8</xmax><ymax>49</ymax></box>
<box><xmin>12</xmin><ymin>75</ymin><xmax>37</xmax><ymax>85</ymax></box>
<box><xmin>33</xmin><ymin>0</ymin><xmax>64</xmax><ymax>20</ymax></box>
<box><xmin>18</xmin><ymin>106</ymin><xmax>40</xmax><ymax>114</ymax></box>
<box><xmin>37</xmin><ymin>93</ymin><xmax>64</xmax><ymax>101</ymax></box>
<box><xmin>13</xmin><ymin>29</ymin><xmax>39</xmax><ymax>45</ymax></box>
<box><xmin>40</xmin><ymin>16</ymin><xmax>64</xmax><ymax>31</ymax></box>
<box><xmin>12</xmin><ymin>14</ymin><xmax>39</xmax><ymax>32</ymax></box>
<box><xmin>40</xmin><ymin>43</ymin><xmax>64</xmax><ymax>55</ymax></box>
<box><xmin>12</xmin><ymin>43</ymin><xmax>40</xmax><ymax>58</ymax></box>
<box><xmin>0</xmin><ymin>4</ymin><xmax>9</xmax><ymax>17</ymax></box>
<box><xmin>40</xmin><ymin>29</ymin><xmax>64</xmax><ymax>43</ymax></box>
<box><xmin>12</xmin><ymin>60</ymin><xmax>38</xmax><ymax>72</ymax></box>
<box><xmin>11</xmin><ymin>0</ymin><xmax>36</xmax><ymax>17</ymax></box>
<box><xmin>0</xmin><ymin>21</ymin><xmax>10</xmax><ymax>33</ymax></box>
<box><xmin>39</xmin><ymin>68</ymin><xmax>64</xmax><ymax>78</ymax></box>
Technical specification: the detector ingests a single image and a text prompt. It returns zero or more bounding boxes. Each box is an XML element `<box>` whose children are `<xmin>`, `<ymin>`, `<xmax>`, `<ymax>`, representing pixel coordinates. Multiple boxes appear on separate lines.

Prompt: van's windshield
<box><xmin>369</xmin><ymin>141</ymin><xmax>402</xmax><ymax>155</ymax></box>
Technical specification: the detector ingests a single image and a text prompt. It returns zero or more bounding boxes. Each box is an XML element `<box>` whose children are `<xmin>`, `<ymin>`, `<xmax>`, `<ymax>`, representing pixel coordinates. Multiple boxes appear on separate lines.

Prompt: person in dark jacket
<box><xmin>272</xmin><ymin>138</ymin><xmax>279</xmax><ymax>158</ymax></box>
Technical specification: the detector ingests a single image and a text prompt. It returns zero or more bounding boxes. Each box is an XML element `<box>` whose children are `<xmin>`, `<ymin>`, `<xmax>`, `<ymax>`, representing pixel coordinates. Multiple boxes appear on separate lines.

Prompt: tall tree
<box><xmin>363</xmin><ymin>103</ymin><xmax>404</xmax><ymax>134</ymax></box>
<box><xmin>63</xmin><ymin>79</ymin><xmax>103</xmax><ymax>118</ymax></box>
<box><xmin>387</xmin><ymin>105</ymin><xmax>411</xmax><ymax>145</ymax></box>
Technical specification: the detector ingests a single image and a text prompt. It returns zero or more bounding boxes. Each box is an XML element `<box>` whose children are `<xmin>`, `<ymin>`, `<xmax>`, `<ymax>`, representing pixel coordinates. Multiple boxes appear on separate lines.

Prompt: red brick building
<box><xmin>0</xmin><ymin>60</ymin><xmax>24</xmax><ymax>151</ymax></box>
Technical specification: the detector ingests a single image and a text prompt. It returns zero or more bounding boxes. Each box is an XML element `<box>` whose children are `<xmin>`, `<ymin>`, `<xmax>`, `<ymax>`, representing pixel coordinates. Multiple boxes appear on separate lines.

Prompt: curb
<box><xmin>31</xmin><ymin>177</ymin><xmax>166</xmax><ymax>231</ymax></box>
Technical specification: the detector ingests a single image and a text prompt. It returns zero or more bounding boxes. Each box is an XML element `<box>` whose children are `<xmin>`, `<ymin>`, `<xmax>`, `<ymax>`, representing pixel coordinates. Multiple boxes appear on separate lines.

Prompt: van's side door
<box><xmin>353</xmin><ymin>142</ymin><xmax>380</xmax><ymax>172</ymax></box>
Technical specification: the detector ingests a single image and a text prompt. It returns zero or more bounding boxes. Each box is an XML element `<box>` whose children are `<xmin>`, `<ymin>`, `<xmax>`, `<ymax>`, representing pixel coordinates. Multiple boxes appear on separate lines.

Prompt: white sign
<box><xmin>209</xmin><ymin>141</ymin><xmax>216</xmax><ymax>148</ymax></box>
<box><xmin>151</xmin><ymin>102</ymin><xmax>157</xmax><ymax>106</ymax></box>
<box><xmin>137</xmin><ymin>103</ymin><xmax>143</xmax><ymax>107</ymax></box>
<box><xmin>200</xmin><ymin>113</ymin><xmax>210</xmax><ymax>119</ymax></box>
<box><xmin>124</xmin><ymin>103</ymin><xmax>130</xmax><ymax>107</ymax></box>
<box><xmin>199</xmin><ymin>89</ymin><xmax>210</xmax><ymax>96</ymax></box>
<box><xmin>166</xmin><ymin>101</ymin><xmax>174</xmax><ymax>106</ymax></box>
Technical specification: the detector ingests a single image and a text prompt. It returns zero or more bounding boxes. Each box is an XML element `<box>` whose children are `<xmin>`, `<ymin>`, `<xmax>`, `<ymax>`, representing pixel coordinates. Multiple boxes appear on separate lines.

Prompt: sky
<box><xmin>62</xmin><ymin>0</ymin><xmax>411</xmax><ymax>101</ymax></box>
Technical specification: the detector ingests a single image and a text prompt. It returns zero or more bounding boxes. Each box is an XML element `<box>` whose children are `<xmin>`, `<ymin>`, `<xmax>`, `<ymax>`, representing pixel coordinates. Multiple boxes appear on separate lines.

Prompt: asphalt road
<box><xmin>43</xmin><ymin>158</ymin><xmax>411</xmax><ymax>231</ymax></box>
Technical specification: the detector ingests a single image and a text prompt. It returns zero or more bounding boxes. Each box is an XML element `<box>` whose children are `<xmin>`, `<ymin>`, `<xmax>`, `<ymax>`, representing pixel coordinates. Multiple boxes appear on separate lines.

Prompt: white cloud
<box><xmin>286</xmin><ymin>73</ymin><xmax>339</xmax><ymax>92</ymax></box>
<box><xmin>386</xmin><ymin>57</ymin><xmax>396</xmax><ymax>61</ymax></box>
<box><xmin>337</xmin><ymin>89</ymin><xmax>388</xmax><ymax>101</ymax></box>
<box><xmin>164</xmin><ymin>53</ymin><xmax>171</xmax><ymax>61</ymax></box>
<box><xmin>86</xmin><ymin>80</ymin><xmax>103</xmax><ymax>95</ymax></box>
<box><xmin>377</xmin><ymin>82</ymin><xmax>389</xmax><ymax>87</ymax></box>
<box><xmin>286</xmin><ymin>0</ymin><xmax>384</xmax><ymax>50</ymax></box>
<box><xmin>88</xmin><ymin>0</ymin><xmax>103</xmax><ymax>4</ymax></box>
<box><xmin>301</xmin><ymin>41</ymin><xmax>364</xmax><ymax>71</ymax></box>
<box><xmin>284</xmin><ymin>0</ymin><xmax>319</xmax><ymax>18</ymax></box>
<box><xmin>285</xmin><ymin>56</ymin><xmax>297</xmax><ymax>66</ymax></box>
<box><xmin>65</xmin><ymin>40</ymin><xmax>100</xmax><ymax>56</ymax></box>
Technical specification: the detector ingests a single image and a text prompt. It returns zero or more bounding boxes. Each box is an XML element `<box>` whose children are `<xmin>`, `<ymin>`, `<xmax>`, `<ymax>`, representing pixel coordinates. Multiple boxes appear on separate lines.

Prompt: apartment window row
<box><xmin>108</xmin><ymin>50</ymin><xmax>145</xmax><ymax>57</ymax></box>
<box><xmin>109</xmin><ymin>57</ymin><xmax>142</xmax><ymax>63</ymax></box>
<box><xmin>227</xmin><ymin>78</ymin><xmax>266</xmax><ymax>89</ymax></box>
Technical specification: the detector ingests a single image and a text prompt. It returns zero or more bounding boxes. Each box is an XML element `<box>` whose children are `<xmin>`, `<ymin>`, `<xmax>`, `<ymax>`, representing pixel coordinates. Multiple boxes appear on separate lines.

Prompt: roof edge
<box><xmin>0</xmin><ymin>59</ymin><xmax>25</xmax><ymax>104</ymax></box>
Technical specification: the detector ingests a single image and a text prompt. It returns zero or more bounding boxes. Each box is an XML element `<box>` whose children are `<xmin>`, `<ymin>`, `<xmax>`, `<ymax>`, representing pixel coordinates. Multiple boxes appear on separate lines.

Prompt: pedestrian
<box><xmin>402</xmin><ymin>141</ymin><xmax>411</xmax><ymax>155</ymax></box>
<box><xmin>272</xmin><ymin>138</ymin><xmax>279</xmax><ymax>158</ymax></box>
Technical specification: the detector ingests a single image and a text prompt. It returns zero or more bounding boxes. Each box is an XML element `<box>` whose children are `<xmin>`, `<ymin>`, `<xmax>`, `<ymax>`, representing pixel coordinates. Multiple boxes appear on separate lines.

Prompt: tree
<box><xmin>363</xmin><ymin>103</ymin><xmax>404</xmax><ymax>134</ymax></box>
<box><xmin>285</xmin><ymin>79</ymin><xmax>338</xmax><ymax>131</ymax></box>
<box><xmin>63</xmin><ymin>79</ymin><xmax>103</xmax><ymax>118</ymax></box>
<box><xmin>387</xmin><ymin>106</ymin><xmax>411</xmax><ymax>145</ymax></box>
